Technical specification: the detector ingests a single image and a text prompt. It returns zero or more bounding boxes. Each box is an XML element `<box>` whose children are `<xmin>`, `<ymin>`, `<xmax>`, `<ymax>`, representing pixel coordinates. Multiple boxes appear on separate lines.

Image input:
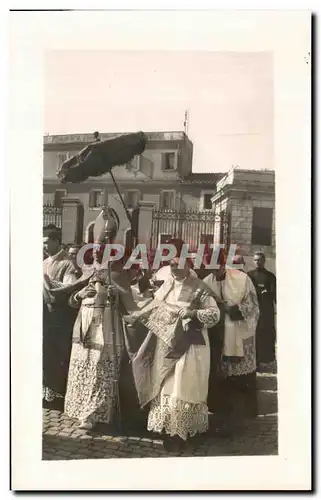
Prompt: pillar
<box><xmin>137</xmin><ymin>201</ymin><xmax>155</xmax><ymax>248</ymax></box>
<box><xmin>61</xmin><ymin>197</ymin><xmax>84</xmax><ymax>245</ymax></box>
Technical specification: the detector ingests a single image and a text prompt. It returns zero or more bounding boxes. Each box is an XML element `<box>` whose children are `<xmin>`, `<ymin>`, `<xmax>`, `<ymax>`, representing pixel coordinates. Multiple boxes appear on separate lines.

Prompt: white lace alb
<box><xmin>147</xmin><ymin>394</ymin><xmax>208</xmax><ymax>441</ymax></box>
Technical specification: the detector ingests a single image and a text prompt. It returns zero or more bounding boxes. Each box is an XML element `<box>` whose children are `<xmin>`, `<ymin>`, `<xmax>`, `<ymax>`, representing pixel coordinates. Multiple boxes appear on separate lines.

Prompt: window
<box><xmin>162</xmin><ymin>152</ymin><xmax>176</xmax><ymax>171</ymax></box>
<box><xmin>125</xmin><ymin>157</ymin><xmax>140</xmax><ymax>173</ymax></box>
<box><xmin>251</xmin><ymin>207</ymin><xmax>273</xmax><ymax>245</ymax></box>
<box><xmin>200</xmin><ymin>191</ymin><xmax>215</xmax><ymax>211</ymax></box>
<box><xmin>160</xmin><ymin>191</ymin><xmax>175</xmax><ymax>210</ymax></box>
<box><xmin>57</xmin><ymin>153</ymin><xmax>69</xmax><ymax>169</ymax></box>
<box><xmin>124</xmin><ymin>190</ymin><xmax>140</xmax><ymax>209</ymax></box>
<box><xmin>203</xmin><ymin>193</ymin><xmax>213</xmax><ymax>210</ymax></box>
<box><xmin>54</xmin><ymin>190</ymin><xmax>67</xmax><ymax>207</ymax></box>
<box><xmin>89</xmin><ymin>190</ymin><xmax>103</xmax><ymax>208</ymax></box>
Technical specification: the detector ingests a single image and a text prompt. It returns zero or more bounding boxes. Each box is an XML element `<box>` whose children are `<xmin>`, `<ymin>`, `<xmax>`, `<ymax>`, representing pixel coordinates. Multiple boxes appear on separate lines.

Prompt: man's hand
<box><xmin>43</xmin><ymin>274</ymin><xmax>52</xmax><ymax>288</ymax></box>
<box><xmin>178</xmin><ymin>308</ymin><xmax>196</xmax><ymax>320</ymax></box>
<box><xmin>106</xmin><ymin>285</ymin><xmax>117</xmax><ymax>295</ymax></box>
<box><xmin>224</xmin><ymin>304</ymin><xmax>244</xmax><ymax>321</ymax></box>
<box><xmin>76</xmin><ymin>287</ymin><xmax>97</xmax><ymax>300</ymax></box>
<box><xmin>123</xmin><ymin>314</ymin><xmax>137</xmax><ymax>325</ymax></box>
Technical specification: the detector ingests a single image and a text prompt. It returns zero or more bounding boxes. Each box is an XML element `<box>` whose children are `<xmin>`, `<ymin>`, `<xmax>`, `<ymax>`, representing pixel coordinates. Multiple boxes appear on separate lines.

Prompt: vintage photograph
<box><xmin>42</xmin><ymin>49</ymin><xmax>278</xmax><ymax>460</ymax></box>
<box><xmin>9</xmin><ymin>8</ymin><xmax>311</xmax><ymax>491</ymax></box>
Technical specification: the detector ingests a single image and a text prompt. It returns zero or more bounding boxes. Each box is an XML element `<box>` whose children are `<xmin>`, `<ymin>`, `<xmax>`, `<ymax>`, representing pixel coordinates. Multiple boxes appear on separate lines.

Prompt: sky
<box><xmin>45</xmin><ymin>50</ymin><xmax>274</xmax><ymax>173</ymax></box>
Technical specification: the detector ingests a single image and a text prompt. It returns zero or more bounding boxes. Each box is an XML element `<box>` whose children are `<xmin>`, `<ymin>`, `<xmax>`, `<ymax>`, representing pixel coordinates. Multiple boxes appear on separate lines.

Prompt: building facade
<box><xmin>43</xmin><ymin>133</ymin><xmax>276</xmax><ymax>270</ymax></box>
<box><xmin>211</xmin><ymin>167</ymin><xmax>276</xmax><ymax>272</ymax></box>
<box><xmin>43</xmin><ymin>131</ymin><xmax>222</xmax><ymax>241</ymax></box>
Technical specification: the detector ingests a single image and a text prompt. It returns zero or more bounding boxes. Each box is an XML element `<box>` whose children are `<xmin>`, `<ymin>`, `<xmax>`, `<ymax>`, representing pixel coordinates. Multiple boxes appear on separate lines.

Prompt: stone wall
<box><xmin>211</xmin><ymin>168</ymin><xmax>276</xmax><ymax>263</ymax></box>
<box><xmin>229</xmin><ymin>197</ymin><xmax>276</xmax><ymax>258</ymax></box>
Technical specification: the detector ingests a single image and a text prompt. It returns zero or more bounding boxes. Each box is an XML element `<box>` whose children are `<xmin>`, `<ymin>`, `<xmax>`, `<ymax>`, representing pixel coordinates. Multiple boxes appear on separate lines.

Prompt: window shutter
<box><xmin>175</xmin><ymin>151</ymin><xmax>179</xmax><ymax>170</ymax></box>
<box><xmin>161</xmin><ymin>153</ymin><xmax>165</xmax><ymax>171</ymax></box>
<box><xmin>89</xmin><ymin>191</ymin><xmax>94</xmax><ymax>208</ymax></box>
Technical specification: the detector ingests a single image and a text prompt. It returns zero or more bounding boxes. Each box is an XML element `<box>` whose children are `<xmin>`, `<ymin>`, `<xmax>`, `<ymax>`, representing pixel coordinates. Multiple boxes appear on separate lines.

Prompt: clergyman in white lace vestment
<box><xmin>130</xmin><ymin>257</ymin><xmax>220</xmax><ymax>452</ymax></box>
<box><xmin>203</xmin><ymin>263</ymin><xmax>260</xmax><ymax>436</ymax></box>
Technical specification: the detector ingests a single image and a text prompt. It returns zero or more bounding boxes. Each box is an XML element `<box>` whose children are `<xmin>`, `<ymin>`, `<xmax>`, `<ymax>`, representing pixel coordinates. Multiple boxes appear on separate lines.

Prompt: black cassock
<box><xmin>248</xmin><ymin>268</ymin><xmax>276</xmax><ymax>365</ymax></box>
<box><xmin>43</xmin><ymin>291</ymin><xmax>78</xmax><ymax>397</ymax></box>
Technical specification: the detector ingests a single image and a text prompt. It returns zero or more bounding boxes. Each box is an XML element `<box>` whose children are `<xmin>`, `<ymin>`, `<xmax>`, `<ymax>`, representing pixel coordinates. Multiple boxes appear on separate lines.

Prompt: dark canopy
<box><xmin>57</xmin><ymin>131</ymin><xmax>147</xmax><ymax>183</ymax></box>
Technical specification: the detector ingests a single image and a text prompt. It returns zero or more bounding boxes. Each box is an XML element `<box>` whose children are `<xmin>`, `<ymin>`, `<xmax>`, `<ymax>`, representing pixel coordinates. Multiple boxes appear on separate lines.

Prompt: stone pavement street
<box><xmin>42</xmin><ymin>373</ymin><xmax>278</xmax><ymax>460</ymax></box>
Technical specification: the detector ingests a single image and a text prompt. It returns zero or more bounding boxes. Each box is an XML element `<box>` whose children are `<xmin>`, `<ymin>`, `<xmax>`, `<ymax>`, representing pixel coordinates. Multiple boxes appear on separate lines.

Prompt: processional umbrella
<box><xmin>54</xmin><ymin>132</ymin><xmax>147</xmax><ymax>430</ymax></box>
<box><xmin>57</xmin><ymin>131</ymin><xmax>147</xmax><ymax>183</ymax></box>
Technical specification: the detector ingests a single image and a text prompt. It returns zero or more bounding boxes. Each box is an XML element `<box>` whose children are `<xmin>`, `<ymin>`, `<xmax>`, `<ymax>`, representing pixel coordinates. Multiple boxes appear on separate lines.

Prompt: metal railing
<box><xmin>43</xmin><ymin>203</ymin><xmax>62</xmax><ymax>228</ymax></box>
<box><xmin>150</xmin><ymin>208</ymin><xmax>226</xmax><ymax>250</ymax></box>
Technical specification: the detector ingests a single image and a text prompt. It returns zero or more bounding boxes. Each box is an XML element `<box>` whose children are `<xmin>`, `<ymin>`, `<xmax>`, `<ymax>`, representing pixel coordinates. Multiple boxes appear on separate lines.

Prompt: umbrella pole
<box><xmin>109</xmin><ymin>170</ymin><xmax>133</xmax><ymax>226</ymax></box>
<box><xmin>105</xmin><ymin>232</ymin><xmax>122</xmax><ymax>432</ymax></box>
<box><xmin>103</xmin><ymin>166</ymin><xmax>135</xmax><ymax>431</ymax></box>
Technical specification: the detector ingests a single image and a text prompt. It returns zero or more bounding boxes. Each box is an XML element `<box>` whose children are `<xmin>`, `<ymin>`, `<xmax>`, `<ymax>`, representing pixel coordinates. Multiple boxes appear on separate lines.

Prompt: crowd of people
<box><xmin>43</xmin><ymin>223</ymin><xmax>277</xmax><ymax>453</ymax></box>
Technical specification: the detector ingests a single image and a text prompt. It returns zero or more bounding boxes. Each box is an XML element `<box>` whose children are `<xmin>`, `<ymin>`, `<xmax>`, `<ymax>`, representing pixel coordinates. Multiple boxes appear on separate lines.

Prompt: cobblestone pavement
<box><xmin>42</xmin><ymin>373</ymin><xmax>278</xmax><ymax>460</ymax></box>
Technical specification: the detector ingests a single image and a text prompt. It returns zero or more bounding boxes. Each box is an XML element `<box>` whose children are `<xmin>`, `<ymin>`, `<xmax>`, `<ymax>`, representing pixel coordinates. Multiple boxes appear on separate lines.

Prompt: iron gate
<box><xmin>43</xmin><ymin>203</ymin><xmax>62</xmax><ymax>228</ymax></box>
<box><xmin>150</xmin><ymin>209</ymin><xmax>230</xmax><ymax>250</ymax></box>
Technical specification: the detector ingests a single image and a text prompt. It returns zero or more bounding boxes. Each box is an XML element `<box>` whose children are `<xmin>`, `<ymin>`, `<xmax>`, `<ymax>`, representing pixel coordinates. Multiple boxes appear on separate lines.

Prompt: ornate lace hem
<box><xmin>43</xmin><ymin>386</ymin><xmax>63</xmax><ymax>402</ymax></box>
<box><xmin>147</xmin><ymin>394</ymin><xmax>208</xmax><ymax>441</ymax></box>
